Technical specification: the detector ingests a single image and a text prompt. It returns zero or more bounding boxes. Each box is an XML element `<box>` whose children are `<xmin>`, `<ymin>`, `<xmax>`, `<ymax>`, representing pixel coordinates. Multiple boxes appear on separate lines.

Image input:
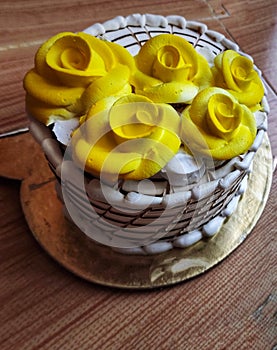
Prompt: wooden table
<box><xmin>0</xmin><ymin>1</ymin><xmax>276</xmax><ymax>349</ymax></box>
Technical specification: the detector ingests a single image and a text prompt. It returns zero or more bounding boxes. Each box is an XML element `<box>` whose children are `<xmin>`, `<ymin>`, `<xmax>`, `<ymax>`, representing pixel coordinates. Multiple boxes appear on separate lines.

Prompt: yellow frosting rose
<box><xmin>23</xmin><ymin>32</ymin><xmax>135</xmax><ymax>124</ymax></box>
<box><xmin>132</xmin><ymin>34</ymin><xmax>213</xmax><ymax>104</ymax></box>
<box><xmin>181</xmin><ymin>87</ymin><xmax>257</xmax><ymax>159</ymax></box>
<box><xmin>71</xmin><ymin>94</ymin><xmax>181</xmax><ymax>181</ymax></box>
<box><xmin>212</xmin><ymin>50</ymin><xmax>264</xmax><ymax>111</ymax></box>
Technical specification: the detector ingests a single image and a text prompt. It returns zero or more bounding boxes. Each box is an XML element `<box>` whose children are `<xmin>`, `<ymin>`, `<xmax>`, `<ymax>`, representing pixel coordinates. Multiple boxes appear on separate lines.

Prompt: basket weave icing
<box><xmin>29</xmin><ymin>14</ymin><xmax>268</xmax><ymax>255</ymax></box>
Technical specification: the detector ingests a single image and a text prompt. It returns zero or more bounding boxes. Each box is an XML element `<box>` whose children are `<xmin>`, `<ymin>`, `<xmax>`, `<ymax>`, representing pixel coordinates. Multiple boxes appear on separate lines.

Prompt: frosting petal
<box><xmin>133</xmin><ymin>34</ymin><xmax>213</xmax><ymax>104</ymax></box>
<box><xmin>212</xmin><ymin>50</ymin><xmax>264</xmax><ymax>110</ymax></box>
<box><xmin>135</xmin><ymin>80</ymin><xmax>198</xmax><ymax>103</ymax></box>
<box><xmin>24</xmin><ymin>69</ymin><xmax>85</xmax><ymax>106</ymax></box>
<box><xmin>24</xmin><ymin>32</ymin><xmax>135</xmax><ymax>124</ymax></box>
<box><xmin>71</xmin><ymin>94</ymin><xmax>181</xmax><ymax>181</ymax></box>
<box><xmin>72</xmin><ymin>64</ymin><xmax>132</xmax><ymax>114</ymax></box>
<box><xmin>181</xmin><ymin>87</ymin><xmax>257</xmax><ymax>159</ymax></box>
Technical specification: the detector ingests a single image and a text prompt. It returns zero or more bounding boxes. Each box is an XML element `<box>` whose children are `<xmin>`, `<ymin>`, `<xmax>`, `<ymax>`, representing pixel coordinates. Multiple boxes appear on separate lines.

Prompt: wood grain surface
<box><xmin>0</xmin><ymin>1</ymin><xmax>276</xmax><ymax>349</ymax></box>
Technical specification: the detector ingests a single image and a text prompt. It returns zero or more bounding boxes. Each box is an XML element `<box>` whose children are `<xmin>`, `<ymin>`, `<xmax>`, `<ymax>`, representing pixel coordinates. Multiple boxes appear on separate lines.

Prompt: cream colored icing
<box><xmin>52</xmin><ymin>118</ymin><xmax>79</xmax><ymax>145</ymax></box>
<box><xmin>161</xmin><ymin>148</ymin><xmax>205</xmax><ymax>186</ymax></box>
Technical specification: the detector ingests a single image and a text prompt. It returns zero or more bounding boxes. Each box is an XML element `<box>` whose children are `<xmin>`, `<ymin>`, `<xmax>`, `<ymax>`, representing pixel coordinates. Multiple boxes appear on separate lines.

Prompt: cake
<box><xmin>23</xmin><ymin>14</ymin><xmax>268</xmax><ymax>255</ymax></box>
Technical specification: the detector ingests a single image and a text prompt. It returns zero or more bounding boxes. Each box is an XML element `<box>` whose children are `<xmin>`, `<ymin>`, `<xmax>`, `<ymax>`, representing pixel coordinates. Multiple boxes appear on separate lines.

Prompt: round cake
<box><xmin>23</xmin><ymin>13</ymin><xmax>268</xmax><ymax>255</ymax></box>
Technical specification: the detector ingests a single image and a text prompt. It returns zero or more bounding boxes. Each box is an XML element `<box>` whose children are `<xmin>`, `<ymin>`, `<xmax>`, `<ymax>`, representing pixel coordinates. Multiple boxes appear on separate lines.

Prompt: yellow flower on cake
<box><xmin>181</xmin><ymin>87</ymin><xmax>257</xmax><ymax>160</ymax></box>
<box><xmin>212</xmin><ymin>50</ymin><xmax>264</xmax><ymax>111</ymax></box>
<box><xmin>71</xmin><ymin>94</ymin><xmax>181</xmax><ymax>181</ymax></box>
<box><xmin>131</xmin><ymin>34</ymin><xmax>213</xmax><ymax>104</ymax></box>
<box><xmin>23</xmin><ymin>32</ymin><xmax>135</xmax><ymax>125</ymax></box>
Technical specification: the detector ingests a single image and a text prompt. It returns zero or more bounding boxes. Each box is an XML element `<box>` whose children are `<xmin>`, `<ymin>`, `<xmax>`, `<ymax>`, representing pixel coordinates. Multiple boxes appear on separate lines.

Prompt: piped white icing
<box><xmin>52</xmin><ymin>118</ymin><xmax>79</xmax><ymax>145</ymax></box>
<box><xmin>161</xmin><ymin>149</ymin><xmax>205</xmax><ymax>186</ymax></box>
<box><xmin>173</xmin><ymin>230</ymin><xmax>202</xmax><ymax>248</ymax></box>
<box><xmin>122</xmin><ymin>179</ymin><xmax>167</xmax><ymax>196</ymax></box>
<box><xmin>196</xmin><ymin>46</ymin><xmax>216</xmax><ymax>66</ymax></box>
<box><xmin>221</xmin><ymin>194</ymin><xmax>241</xmax><ymax>217</ymax></box>
<box><xmin>219</xmin><ymin>170</ymin><xmax>241</xmax><ymax>189</ymax></box>
<box><xmin>254</xmin><ymin>111</ymin><xmax>267</xmax><ymax>130</ymax></box>
<box><xmin>162</xmin><ymin>191</ymin><xmax>192</xmax><ymax>209</ymax></box>
<box><xmin>144</xmin><ymin>242</ymin><xmax>172</xmax><ymax>254</ymax></box>
<box><xmin>235</xmin><ymin>152</ymin><xmax>255</xmax><ymax>171</ymax></box>
<box><xmin>202</xmin><ymin>216</ymin><xmax>226</xmax><ymax>237</ymax></box>
<box><xmin>250</xmin><ymin>129</ymin><xmax>265</xmax><ymax>151</ymax></box>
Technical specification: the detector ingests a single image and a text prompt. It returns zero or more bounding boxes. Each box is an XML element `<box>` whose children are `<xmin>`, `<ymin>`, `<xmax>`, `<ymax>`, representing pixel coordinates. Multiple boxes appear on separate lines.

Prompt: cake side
<box><xmin>29</xmin><ymin>114</ymin><xmax>265</xmax><ymax>254</ymax></box>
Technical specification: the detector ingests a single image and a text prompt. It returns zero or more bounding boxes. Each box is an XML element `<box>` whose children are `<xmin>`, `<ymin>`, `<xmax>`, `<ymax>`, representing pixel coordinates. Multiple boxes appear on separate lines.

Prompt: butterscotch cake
<box><xmin>23</xmin><ymin>14</ymin><xmax>268</xmax><ymax>255</ymax></box>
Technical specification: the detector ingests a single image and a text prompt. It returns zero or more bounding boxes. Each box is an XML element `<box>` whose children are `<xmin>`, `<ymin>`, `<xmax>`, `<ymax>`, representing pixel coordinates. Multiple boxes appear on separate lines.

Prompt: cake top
<box><xmin>23</xmin><ymin>15</ymin><xmax>265</xmax><ymax>181</ymax></box>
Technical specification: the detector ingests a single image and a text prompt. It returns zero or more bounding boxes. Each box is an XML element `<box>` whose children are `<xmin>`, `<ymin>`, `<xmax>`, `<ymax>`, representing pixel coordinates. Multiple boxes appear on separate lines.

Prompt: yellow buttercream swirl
<box><xmin>71</xmin><ymin>94</ymin><xmax>181</xmax><ymax>181</ymax></box>
<box><xmin>23</xmin><ymin>32</ymin><xmax>135</xmax><ymax>124</ymax></box>
<box><xmin>181</xmin><ymin>87</ymin><xmax>257</xmax><ymax>159</ymax></box>
<box><xmin>132</xmin><ymin>34</ymin><xmax>213</xmax><ymax>103</ymax></box>
<box><xmin>212</xmin><ymin>50</ymin><xmax>264</xmax><ymax>111</ymax></box>
<box><xmin>23</xmin><ymin>30</ymin><xmax>265</xmax><ymax>180</ymax></box>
